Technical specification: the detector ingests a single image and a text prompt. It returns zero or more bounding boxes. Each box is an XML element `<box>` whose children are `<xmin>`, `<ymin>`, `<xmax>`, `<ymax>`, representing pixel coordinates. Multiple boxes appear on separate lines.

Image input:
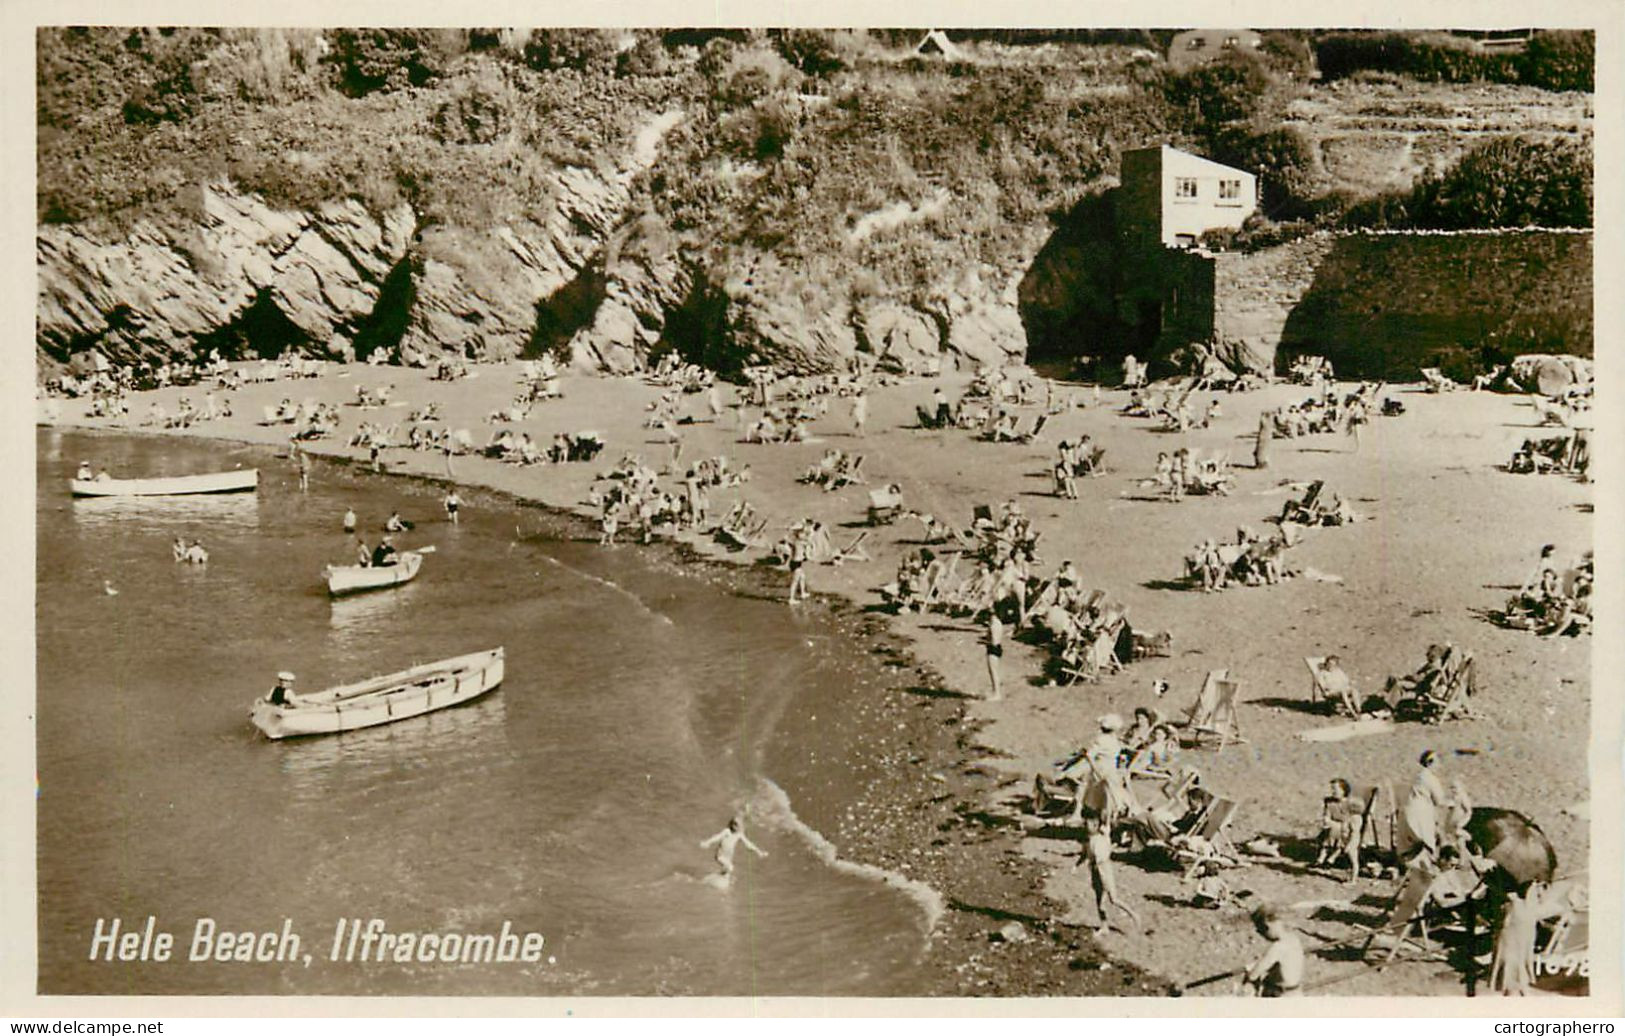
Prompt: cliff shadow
<box><xmin>526</xmin><ymin>260</ymin><xmax>607</xmax><ymax>363</ymax></box>
<box><xmin>190</xmin><ymin>289</ymin><xmax>311</xmax><ymax>361</ymax></box>
<box><xmin>1277</xmin><ymin>232</ymin><xmax>1594</xmax><ymax>382</ymax></box>
<box><xmin>1017</xmin><ymin>190</ymin><xmax>1145</xmax><ymax>379</ymax></box>
<box><xmin>350</xmin><ymin>255</ymin><xmax>418</xmax><ymax>362</ymax></box>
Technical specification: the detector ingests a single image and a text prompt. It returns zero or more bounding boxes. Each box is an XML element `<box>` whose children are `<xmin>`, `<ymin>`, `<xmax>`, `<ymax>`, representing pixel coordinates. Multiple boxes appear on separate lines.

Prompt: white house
<box><xmin>1119</xmin><ymin>145</ymin><xmax>1258</xmax><ymax>249</ymax></box>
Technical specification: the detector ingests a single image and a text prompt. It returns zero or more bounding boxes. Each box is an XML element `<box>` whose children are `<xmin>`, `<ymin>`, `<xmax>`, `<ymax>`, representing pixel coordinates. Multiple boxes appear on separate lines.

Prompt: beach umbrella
<box><xmin>1468</xmin><ymin>807</ymin><xmax>1557</xmax><ymax>888</ymax></box>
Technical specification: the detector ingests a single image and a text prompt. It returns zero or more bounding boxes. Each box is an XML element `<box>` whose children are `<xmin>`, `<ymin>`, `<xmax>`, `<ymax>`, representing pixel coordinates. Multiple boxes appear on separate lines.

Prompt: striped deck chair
<box><xmin>1185</xmin><ymin>671</ymin><xmax>1246</xmax><ymax>750</ymax></box>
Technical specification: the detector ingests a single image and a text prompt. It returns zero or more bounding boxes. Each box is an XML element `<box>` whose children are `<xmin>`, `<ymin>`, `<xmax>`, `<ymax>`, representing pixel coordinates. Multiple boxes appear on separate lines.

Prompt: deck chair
<box><xmin>1421</xmin><ymin>368</ymin><xmax>1457</xmax><ymax>393</ymax></box>
<box><xmin>1427</xmin><ymin>648</ymin><xmax>1478</xmax><ymax>722</ymax></box>
<box><xmin>1078</xmin><ymin>444</ymin><xmax>1107</xmax><ymax>475</ymax></box>
<box><xmin>1362</xmin><ymin>863</ymin><xmax>1450</xmax><ymax>964</ymax></box>
<box><xmin>1363</xmin><ymin>860</ymin><xmax>1482</xmax><ymax>965</ymax></box>
<box><xmin>1018</xmin><ymin>413</ymin><xmax>1050</xmax><ymax>444</ymax></box>
<box><xmin>834</xmin><ymin>454</ymin><xmax>867</xmax><ymax>487</ymax></box>
<box><xmin>1305</xmin><ymin>657</ymin><xmax>1360</xmax><ymax>718</ymax></box>
<box><xmin>1187</xmin><ymin>672</ymin><xmax>1246</xmax><ymax>751</ymax></box>
<box><xmin>866</xmin><ymin>486</ymin><xmax>904</xmax><ymax>525</ymax></box>
<box><xmin>1353</xmin><ymin>783</ymin><xmax>1385</xmax><ymax>858</ymax></box>
<box><xmin>828</xmin><ymin>532</ymin><xmax>871</xmax><ymax>565</ymax></box>
<box><xmin>1184</xmin><ymin>669</ymin><xmax>1227</xmax><ymax>730</ymax></box>
<box><xmin>1174</xmin><ymin>797</ymin><xmax>1244</xmax><ymax>877</ymax></box>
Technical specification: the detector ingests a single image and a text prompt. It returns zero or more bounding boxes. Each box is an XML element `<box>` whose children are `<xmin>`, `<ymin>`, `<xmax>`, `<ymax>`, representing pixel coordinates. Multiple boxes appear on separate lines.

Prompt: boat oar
<box><xmin>405</xmin><ymin>545</ymin><xmax>437</xmax><ymax>555</ymax></box>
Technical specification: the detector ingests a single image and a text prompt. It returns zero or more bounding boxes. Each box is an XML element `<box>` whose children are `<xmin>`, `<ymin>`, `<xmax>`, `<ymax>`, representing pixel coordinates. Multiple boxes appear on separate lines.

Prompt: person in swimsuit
<box><xmin>699</xmin><ymin>816</ymin><xmax>768</xmax><ymax>886</ymax></box>
<box><xmin>787</xmin><ymin>529</ymin><xmax>809</xmax><ymax>604</ymax></box>
<box><xmin>1078</xmin><ymin>813</ymin><xmax>1140</xmax><ymax>936</ymax></box>
<box><xmin>443</xmin><ymin>489</ymin><xmax>462</xmax><ymax>524</ymax></box>
<box><xmin>984</xmin><ymin>611</ymin><xmax>1004</xmax><ymax>702</ymax></box>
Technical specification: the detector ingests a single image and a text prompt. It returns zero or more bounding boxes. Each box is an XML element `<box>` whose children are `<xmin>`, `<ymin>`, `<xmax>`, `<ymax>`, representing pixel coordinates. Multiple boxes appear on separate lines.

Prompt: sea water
<box><xmin>35</xmin><ymin>428</ymin><xmax>932</xmax><ymax>996</ymax></box>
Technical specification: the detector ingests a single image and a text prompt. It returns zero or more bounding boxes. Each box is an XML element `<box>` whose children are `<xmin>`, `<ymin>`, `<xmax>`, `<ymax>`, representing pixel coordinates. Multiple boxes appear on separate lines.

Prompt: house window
<box><xmin>1187</xmin><ymin>36</ymin><xmax>1205</xmax><ymax>49</ymax></box>
<box><xmin>1222</xmin><ymin>36</ymin><xmax>1239</xmax><ymax>49</ymax></box>
<box><xmin>1218</xmin><ymin>179</ymin><xmax>1241</xmax><ymax>200</ymax></box>
<box><xmin>1175</xmin><ymin>177</ymin><xmax>1198</xmax><ymax>199</ymax></box>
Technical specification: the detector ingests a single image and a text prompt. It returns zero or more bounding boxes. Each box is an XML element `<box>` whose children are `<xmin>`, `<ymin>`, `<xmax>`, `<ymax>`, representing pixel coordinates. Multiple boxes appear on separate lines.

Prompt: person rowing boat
<box><xmin>267</xmin><ymin>671</ymin><xmax>299</xmax><ymax>708</ymax></box>
<box><xmin>371</xmin><ymin>536</ymin><xmax>399</xmax><ymax>568</ymax></box>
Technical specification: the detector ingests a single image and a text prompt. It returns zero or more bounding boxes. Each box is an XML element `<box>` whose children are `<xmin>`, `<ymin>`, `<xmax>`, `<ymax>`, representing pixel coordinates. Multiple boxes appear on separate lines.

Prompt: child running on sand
<box><xmin>1077</xmin><ymin>814</ymin><xmax>1139</xmax><ymax>936</ymax></box>
<box><xmin>700</xmin><ymin>816</ymin><xmax>768</xmax><ymax>887</ymax></box>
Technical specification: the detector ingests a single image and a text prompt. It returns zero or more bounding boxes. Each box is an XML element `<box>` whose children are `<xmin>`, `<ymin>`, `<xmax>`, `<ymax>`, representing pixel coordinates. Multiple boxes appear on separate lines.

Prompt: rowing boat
<box><xmin>249</xmin><ymin>647</ymin><xmax>505</xmax><ymax>739</ymax></box>
<box><xmin>70</xmin><ymin>468</ymin><xmax>259</xmax><ymax>497</ymax></box>
<box><xmin>324</xmin><ymin>550</ymin><xmax>424</xmax><ymax>596</ymax></box>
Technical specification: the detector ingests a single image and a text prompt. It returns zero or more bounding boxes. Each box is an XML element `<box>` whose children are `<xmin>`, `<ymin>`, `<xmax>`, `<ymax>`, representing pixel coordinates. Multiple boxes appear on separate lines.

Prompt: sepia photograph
<box><xmin>14</xmin><ymin>9</ymin><xmax>1619</xmax><ymax>1013</ymax></box>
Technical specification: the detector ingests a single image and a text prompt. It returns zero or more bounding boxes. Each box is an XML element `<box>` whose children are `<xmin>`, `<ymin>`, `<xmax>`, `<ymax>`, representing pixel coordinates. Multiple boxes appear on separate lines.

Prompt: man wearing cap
<box><xmin>268</xmin><ymin>672</ymin><xmax>298</xmax><ymax>708</ymax></box>
<box><xmin>76</xmin><ymin>461</ymin><xmax>93</xmax><ymax>481</ymax></box>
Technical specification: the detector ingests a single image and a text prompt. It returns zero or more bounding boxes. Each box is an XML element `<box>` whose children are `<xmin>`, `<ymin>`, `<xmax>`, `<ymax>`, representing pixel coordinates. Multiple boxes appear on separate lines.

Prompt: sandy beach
<box><xmin>40</xmin><ymin>361</ymin><xmax>1592</xmax><ymax>996</ymax></box>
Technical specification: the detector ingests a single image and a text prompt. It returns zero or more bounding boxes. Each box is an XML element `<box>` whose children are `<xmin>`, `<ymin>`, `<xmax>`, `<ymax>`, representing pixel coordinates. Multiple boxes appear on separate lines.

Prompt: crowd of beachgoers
<box><xmin>40</xmin><ymin>343</ymin><xmax>1594</xmax><ymax>997</ymax></box>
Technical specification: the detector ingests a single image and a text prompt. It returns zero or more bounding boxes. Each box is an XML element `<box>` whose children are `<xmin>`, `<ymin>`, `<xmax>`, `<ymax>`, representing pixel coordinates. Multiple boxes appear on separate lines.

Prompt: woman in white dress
<box><xmin>1399</xmin><ymin>749</ymin><xmax>1449</xmax><ymax>858</ymax></box>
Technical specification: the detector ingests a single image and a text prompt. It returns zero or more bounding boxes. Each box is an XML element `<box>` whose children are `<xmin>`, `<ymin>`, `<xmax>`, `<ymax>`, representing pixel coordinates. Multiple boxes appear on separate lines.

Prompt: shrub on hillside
<box><xmin>1257</xmin><ymin>31</ymin><xmax>1314</xmax><ymax>78</ymax></box>
<box><xmin>616</xmin><ymin>33</ymin><xmax>672</xmax><ymax>78</ymax></box>
<box><xmin>1160</xmin><ymin>55</ymin><xmax>1272</xmax><ymax>133</ymax></box>
<box><xmin>1343</xmin><ymin>135</ymin><xmax>1592</xmax><ymax>230</ymax></box>
<box><xmin>431</xmin><ymin>78</ymin><xmax>508</xmax><ymax>145</ymax></box>
<box><xmin>521</xmin><ymin>29</ymin><xmax>618</xmax><ymax>73</ymax></box>
<box><xmin>1519</xmin><ymin>31</ymin><xmax>1593</xmax><ymax>92</ymax></box>
<box><xmin>121</xmin><ymin>60</ymin><xmax>197</xmax><ymax>125</ymax></box>
<box><xmin>327</xmin><ymin>29</ymin><xmax>458</xmax><ymax>97</ymax></box>
<box><xmin>1311</xmin><ymin>29</ymin><xmax>1594</xmax><ymax>91</ymax></box>
<box><xmin>1423</xmin><ymin>135</ymin><xmax>1592</xmax><ymax>228</ymax></box>
<box><xmin>774</xmin><ymin>29</ymin><xmax>846</xmax><ymax>77</ymax></box>
<box><xmin>1211</xmin><ymin>125</ymin><xmax>1319</xmax><ymax>220</ymax></box>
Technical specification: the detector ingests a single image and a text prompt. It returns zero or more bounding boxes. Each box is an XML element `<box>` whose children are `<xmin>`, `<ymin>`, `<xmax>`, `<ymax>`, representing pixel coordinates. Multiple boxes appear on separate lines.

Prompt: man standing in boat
<box><xmin>267</xmin><ymin>672</ymin><xmax>298</xmax><ymax>708</ymax></box>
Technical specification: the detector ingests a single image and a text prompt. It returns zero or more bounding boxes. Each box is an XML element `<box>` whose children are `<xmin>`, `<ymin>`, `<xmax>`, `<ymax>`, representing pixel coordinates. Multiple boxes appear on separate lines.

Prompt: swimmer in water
<box><xmin>699</xmin><ymin>815</ymin><xmax>768</xmax><ymax>886</ymax></box>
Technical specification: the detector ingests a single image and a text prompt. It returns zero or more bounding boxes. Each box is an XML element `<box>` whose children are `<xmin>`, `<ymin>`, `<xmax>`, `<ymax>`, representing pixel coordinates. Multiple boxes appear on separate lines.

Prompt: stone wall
<box><xmin>1210</xmin><ymin>229</ymin><xmax>1592</xmax><ymax>379</ymax></box>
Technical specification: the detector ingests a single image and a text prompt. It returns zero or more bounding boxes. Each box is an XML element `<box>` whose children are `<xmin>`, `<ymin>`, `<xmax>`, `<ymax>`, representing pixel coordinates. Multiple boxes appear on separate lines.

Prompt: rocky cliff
<box><xmin>35</xmin><ymin>28</ymin><xmax>1593</xmax><ymax>379</ymax></box>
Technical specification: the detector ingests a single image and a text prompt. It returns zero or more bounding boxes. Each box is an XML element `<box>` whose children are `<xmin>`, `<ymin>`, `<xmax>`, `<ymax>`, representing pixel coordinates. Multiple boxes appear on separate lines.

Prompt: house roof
<box><xmin>1124</xmin><ymin>144</ymin><xmax>1253</xmax><ymax>180</ymax></box>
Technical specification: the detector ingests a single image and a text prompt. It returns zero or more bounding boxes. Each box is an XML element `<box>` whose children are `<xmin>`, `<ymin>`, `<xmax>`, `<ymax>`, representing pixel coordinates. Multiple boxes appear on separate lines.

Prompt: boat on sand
<box><xmin>249</xmin><ymin>647</ymin><xmax>505</xmax><ymax>739</ymax></box>
<box><xmin>324</xmin><ymin>550</ymin><xmax>425</xmax><ymax>596</ymax></box>
<box><xmin>70</xmin><ymin>469</ymin><xmax>259</xmax><ymax>497</ymax></box>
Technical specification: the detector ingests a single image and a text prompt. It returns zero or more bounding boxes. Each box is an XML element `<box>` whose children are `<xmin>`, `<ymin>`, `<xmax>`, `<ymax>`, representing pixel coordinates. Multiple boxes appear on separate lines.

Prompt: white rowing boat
<box><xmin>324</xmin><ymin>550</ymin><xmax>425</xmax><ymax>596</ymax></box>
<box><xmin>250</xmin><ymin>647</ymin><xmax>504</xmax><ymax>739</ymax></box>
<box><xmin>70</xmin><ymin>468</ymin><xmax>259</xmax><ymax>497</ymax></box>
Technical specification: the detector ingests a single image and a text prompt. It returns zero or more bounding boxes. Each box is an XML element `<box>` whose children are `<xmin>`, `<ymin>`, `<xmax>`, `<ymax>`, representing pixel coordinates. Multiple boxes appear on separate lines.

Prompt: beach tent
<box><xmin>915</xmin><ymin>30</ymin><xmax>962</xmax><ymax>59</ymax></box>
